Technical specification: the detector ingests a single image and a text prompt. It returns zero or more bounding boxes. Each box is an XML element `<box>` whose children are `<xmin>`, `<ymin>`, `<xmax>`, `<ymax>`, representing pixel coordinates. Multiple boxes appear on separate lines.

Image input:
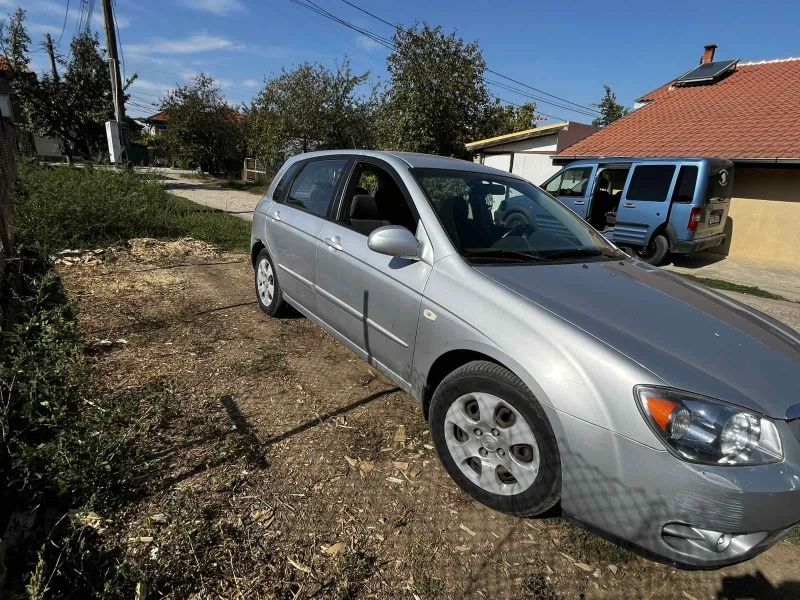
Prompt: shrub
<box><xmin>14</xmin><ymin>161</ymin><xmax>250</xmax><ymax>254</ymax></box>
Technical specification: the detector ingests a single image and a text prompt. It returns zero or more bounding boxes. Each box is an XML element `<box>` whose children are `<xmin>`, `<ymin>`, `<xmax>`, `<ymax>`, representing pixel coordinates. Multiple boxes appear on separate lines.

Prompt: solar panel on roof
<box><xmin>675</xmin><ymin>59</ymin><xmax>739</xmax><ymax>84</ymax></box>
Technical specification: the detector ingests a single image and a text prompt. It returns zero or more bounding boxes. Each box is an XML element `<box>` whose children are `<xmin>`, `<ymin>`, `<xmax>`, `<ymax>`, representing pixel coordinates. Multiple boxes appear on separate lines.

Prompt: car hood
<box><xmin>476</xmin><ymin>260</ymin><xmax>800</xmax><ymax>420</ymax></box>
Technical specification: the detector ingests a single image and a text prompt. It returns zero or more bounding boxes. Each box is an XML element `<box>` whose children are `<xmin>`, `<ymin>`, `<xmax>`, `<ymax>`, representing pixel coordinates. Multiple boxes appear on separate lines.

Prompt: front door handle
<box><xmin>623</xmin><ymin>203</ymin><xmax>636</xmax><ymax>209</ymax></box>
<box><xmin>573</xmin><ymin>200</ymin><xmax>585</xmax><ymax>205</ymax></box>
<box><xmin>267</xmin><ymin>210</ymin><xmax>281</xmax><ymax>221</ymax></box>
<box><xmin>324</xmin><ymin>236</ymin><xmax>343</xmax><ymax>251</ymax></box>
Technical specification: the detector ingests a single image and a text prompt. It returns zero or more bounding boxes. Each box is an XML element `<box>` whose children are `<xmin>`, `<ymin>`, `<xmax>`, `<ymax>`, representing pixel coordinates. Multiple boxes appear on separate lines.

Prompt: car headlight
<box><xmin>635</xmin><ymin>386</ymin><xmax>783</xmax><ymax>465</ymax></box>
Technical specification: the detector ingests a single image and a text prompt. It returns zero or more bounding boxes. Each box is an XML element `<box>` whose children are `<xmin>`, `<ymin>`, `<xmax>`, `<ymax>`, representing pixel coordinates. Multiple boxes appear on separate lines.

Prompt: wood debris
<box><xmin>459</xmin><ymin>524</ymin><xmax>476</xmax><ymax>537</ymax></box>
<box><xmin>386</xmin><ymin>477</ymin><xmax>404</xmax><ymax>485</ymax></box>
<box><xmin>394</xmin><ymin>425</ymin><xmax>406</xmax><ymax>443</ymax></box>
<box><xmin>325</xmin><ymin>542</ymin><xmax>346</xmax><ymax>556</ymax></box>
<box><xmin>287</xmin><ymin>556</ymin><xmax>311</xmax><ymax>574</ymax></box>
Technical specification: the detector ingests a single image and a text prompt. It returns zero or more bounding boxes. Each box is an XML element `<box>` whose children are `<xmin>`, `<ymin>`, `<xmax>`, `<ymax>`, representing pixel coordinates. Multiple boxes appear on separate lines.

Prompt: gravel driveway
<box><xmin>160</xmin><ymin>169</ymin><xmax>261</xmax><ymax>221</ymax></box>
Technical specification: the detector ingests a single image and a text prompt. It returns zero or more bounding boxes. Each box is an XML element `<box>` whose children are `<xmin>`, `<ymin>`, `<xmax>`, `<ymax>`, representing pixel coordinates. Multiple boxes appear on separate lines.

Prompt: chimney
<box><xmin>701</xmin><ymin>44</ymin><xmax>717</xmax><ymax>64</ymax></box>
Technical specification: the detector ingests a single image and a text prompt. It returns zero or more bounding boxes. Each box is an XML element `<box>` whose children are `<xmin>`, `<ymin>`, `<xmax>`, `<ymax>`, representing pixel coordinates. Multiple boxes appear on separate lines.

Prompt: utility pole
<box><xmin>45</xmin><ymin>33</ymin><xmax>59</xmax><ymax>82</ymax></box>
<box><xmin>100</xmin><ymin>0</ymin><xmax>127</xmax><ymax>162</ymax></box>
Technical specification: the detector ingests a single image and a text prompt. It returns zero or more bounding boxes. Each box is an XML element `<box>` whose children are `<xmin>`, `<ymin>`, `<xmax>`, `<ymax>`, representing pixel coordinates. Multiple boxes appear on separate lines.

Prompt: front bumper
<box><xmin>545</xmin><ymin>406</ymin><xmax>800</xmax><ymax>569</ymax></box>
<box><xmin>673</xmin><ymin>233</ymin><xmax>726</xmax><ymax>254</ymax></box>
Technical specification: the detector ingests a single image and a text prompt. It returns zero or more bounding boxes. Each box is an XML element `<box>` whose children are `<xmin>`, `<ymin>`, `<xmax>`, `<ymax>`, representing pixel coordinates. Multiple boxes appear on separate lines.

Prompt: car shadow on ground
<box><xmin>156</xmin><ymin>387</ymin><xmax>400</xmax><ymax>490</ymax></box>
<box><xmin>718</xmin><ymin>571</ymin><xmax>800</xmax><ymax>599</ymax></box>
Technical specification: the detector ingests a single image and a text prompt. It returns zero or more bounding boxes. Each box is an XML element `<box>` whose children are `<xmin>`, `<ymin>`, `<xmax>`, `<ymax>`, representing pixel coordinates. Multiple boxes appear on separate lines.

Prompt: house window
<box><xmin>0</xmin><ymin>94</ymin><xmax>12</xmax><ymax>120</ymax></box>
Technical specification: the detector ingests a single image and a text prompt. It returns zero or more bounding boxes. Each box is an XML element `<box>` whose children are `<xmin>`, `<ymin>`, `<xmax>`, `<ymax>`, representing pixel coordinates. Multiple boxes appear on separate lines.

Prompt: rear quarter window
<box><xmin>272</xmin><ymin>163</ymin><xmax>302</xmax><ymax>202</ymax></box>
<box><xmin>671</xmin><ymin>165</ymin><xmax>699</xmax><ymax>203</ymax></box>
<box><xmin>625</xmin><ymin>165</ymin><xmax>676</xmax><ymax>202</ymax></box>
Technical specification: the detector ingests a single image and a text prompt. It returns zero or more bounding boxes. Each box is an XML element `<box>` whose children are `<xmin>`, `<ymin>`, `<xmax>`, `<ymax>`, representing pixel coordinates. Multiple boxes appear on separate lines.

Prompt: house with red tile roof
<box><xmin>555</xmin><ymin>46</ymin><xmax>800</xmax><ymax>265</ymax></box>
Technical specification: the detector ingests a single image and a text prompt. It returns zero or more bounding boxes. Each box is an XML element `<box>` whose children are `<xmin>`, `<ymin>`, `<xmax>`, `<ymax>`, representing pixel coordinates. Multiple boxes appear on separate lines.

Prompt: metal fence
<box><xmin>0</xmin><ymin>120</ymin><xmax>17</xmax><ymax>273</ymax></box>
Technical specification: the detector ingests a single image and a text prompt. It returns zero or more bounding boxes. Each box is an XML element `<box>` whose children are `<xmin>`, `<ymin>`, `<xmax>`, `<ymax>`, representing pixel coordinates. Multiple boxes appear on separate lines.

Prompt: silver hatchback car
<box><xmin>250</xmin><ymin>150</ymin><xmax>800</xmax><ymax>569</ymax></box>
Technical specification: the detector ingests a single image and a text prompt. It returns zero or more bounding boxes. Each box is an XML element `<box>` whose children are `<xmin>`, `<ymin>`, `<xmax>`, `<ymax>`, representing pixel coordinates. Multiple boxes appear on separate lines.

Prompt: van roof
<box><xmin>557</xmin><ymin>156</ymin><xmax>733</xmax><ymax>167</ymax></box>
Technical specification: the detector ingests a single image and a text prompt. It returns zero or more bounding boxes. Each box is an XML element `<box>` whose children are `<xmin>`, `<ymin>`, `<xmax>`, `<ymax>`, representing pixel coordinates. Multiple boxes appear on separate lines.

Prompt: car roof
<box><xmin>288</xmin><ymin>149</ymin><xmax>523</xmax><ymax>178</ymax></box>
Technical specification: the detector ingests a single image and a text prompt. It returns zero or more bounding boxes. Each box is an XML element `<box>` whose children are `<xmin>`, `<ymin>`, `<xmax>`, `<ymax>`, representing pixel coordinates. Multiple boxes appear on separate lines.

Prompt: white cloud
<box><xmin>26</xmin><ymin>21</ymin><xmax>61</xmax><ymax>35</ymax></box>
<box><xmin>127</xmin><ymin>34</ymin><xmax>246</xmax><ymax>56</ymax></box>
<box><xmin>355</xmin><ymin>35</ymin><xmax>384</xmax><ymax>52</ymax></box>
<box><xmin>242</xmin><ymin>78</ymin><xmax>259</xmax><ymax>88</ymax></box>
<box><xmin>179</xmin><ymin>0</ymin><xmax>245</xmax><ymax>16</ymax></box>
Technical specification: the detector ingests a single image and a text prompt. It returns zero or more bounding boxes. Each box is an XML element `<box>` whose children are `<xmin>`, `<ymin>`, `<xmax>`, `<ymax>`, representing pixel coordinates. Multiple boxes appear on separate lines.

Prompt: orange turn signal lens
<box><xmin>646</xmin><ymin>397</ymin><xmax>680</xmax><ymax>431</ymax></box>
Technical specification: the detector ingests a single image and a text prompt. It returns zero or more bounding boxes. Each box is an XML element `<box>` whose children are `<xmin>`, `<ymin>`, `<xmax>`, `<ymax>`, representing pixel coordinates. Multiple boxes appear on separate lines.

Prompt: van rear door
<box><xmin>694</xmin><ymin>164</ymin><xmax>732</xmax><ymax>239</ymax></box>
<box><xmin>612</xmin><ymin>162</ymin><xmax>678</xmax><ymax>247</ymax></box>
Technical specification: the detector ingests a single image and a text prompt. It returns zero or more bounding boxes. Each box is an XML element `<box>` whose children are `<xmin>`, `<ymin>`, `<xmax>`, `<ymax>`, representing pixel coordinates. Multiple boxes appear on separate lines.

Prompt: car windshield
<box><xmin>412</xmin><ymin>168</ymin><xmax>618</xmax><ymax>263</ymax></box>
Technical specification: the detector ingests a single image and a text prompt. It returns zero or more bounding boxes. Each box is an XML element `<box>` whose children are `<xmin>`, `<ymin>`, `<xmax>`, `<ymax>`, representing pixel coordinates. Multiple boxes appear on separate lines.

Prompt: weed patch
<box><xmin>15</xmin><ymin>161</ymin><xmax>250</xmax><ymax>254</ymax></box>
<box><xmin>676</xmin><ymin>273</ymin><xmax>793</xmax><ymax>302</ymax></box>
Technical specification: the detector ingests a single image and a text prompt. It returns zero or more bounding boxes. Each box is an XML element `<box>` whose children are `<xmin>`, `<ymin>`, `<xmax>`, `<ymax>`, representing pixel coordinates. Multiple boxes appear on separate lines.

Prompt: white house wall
<box><xmin>483</xmin><ymin>153</ymin><xmax>512</xmax><ymax>172</ymax></box>
<box><xmin>511</xmin><ymin>153</ymin><xmax>560</xmax><ymax>184</ymax></box>
<box><xmin>484</xmin><ymin>134</ymin><xmax>559</xmax><ymax>153</ymax></box>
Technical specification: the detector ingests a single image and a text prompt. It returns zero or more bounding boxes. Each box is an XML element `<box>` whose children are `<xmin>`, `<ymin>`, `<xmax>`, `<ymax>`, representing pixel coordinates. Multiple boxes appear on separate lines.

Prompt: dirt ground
<box><xmin>58</xmin><ymin>240</ymin><xmax>800</xmax><ymax>600</ymax></box>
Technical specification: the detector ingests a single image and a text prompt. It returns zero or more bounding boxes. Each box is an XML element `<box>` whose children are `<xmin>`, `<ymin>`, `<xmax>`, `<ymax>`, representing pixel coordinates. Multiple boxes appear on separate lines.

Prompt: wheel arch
<box><xmin>251</xmin><ymin>240</ymin><xmax>266</xmax><ymax>268</ymax></box>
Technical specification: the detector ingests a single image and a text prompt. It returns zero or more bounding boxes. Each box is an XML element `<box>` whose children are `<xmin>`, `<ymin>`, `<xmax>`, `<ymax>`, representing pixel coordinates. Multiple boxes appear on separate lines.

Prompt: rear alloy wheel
<box><xmin>254</xmin><ymin>248</ymin><xmax>289</xmax><ymax>317</ymax></box>
<box><xmin>633</xmin><ymin>234</ymin><xmax>669</xmax><ymax>265</ymax></box>
<box><xmin>429</xmin><ymin>360</ymin><xmax>561</xmax><ymax>516</ymax></box>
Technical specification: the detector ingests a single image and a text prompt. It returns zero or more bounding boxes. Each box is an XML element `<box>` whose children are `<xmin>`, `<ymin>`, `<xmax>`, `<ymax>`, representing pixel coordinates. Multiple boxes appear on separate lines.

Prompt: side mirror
<box><xmin>367</xmin><ymin>225</ymin><xmax>419</xmax><ymax>259</ymax></box>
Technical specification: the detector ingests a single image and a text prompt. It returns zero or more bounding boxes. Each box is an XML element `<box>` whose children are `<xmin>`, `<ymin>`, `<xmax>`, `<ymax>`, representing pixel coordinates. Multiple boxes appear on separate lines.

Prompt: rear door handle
<box><xmin>573</xmin><ymin>200</ymin><xmax>585</xmax><ymax>205</ymax></box>
<box><xmin>623</xmin><ymin>203</ymin><xmax>636</xmax><ymax>208</ymax></box>
<box><xmin>324</xmin><ymin>236</ymin><xmax>343</xmax><ymax>251</ymax></box>
<box><xmin>267</xmin><ymin>210</ymin><xmax>281</xmax><ymax>221</ymax></box>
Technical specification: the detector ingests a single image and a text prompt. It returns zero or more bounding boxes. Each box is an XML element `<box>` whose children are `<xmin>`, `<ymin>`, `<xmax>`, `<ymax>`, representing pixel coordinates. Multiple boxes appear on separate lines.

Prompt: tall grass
<box><xmin>15</xmin><ymin>161</ymin><xmax>251</xmax><ymax>254</ymax></box>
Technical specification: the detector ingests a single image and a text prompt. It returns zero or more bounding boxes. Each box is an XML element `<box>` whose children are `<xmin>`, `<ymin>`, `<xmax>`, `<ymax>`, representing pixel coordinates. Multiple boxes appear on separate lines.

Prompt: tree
<box><xmin>2</xmin><ymin>10</ymin><xmax>131</xmax><ymax>160</ymax></box>
<box><xmin>161</xmin><ymin>74</ymin><xmax>243</xmax><ymax>175</ymax></box>
<box><xmin>592</xmin><ymin>85</ymin><xmax>629</xmax><ymax>128</ymax></box>
<box><xmin>380</xmin><ymin>23</ymin><xmax>495</xmax><ymax>158</ymax></box>
<box><xmin>244</xmin><ymin>59</ymin><xmax>377</xmax><ymax>168</ymax></box>
<box><xmin>480</xmin><ymin>101</ymin><xmax>542</xmax><ymax>138</ymax></box>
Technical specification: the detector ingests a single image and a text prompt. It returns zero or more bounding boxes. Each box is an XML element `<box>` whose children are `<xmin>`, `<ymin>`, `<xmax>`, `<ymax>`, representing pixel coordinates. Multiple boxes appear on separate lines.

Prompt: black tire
<box><xmin>633</xmin><ymin>234</ymin><xmax>669</xmax><ymax>265</ymax></box>
<box><xmin>429</xmin><ymin>360</ymin><xmax>561</xmax><ymax>517</ymax></box>
<box><xmin>254</xmin><ymin>248</ymin><xmax>289</xmax><ymax>317</ymax></box>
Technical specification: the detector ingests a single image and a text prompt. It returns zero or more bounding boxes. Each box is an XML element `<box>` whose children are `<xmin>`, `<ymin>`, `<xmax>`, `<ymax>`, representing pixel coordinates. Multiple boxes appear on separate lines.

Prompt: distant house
<box><xmin>143</xmin><ymin>110</ymin><xmax>170</xmax><ymax>136</ymax></box>
<box><xmin>466</xmin><ymin>121</ymin><xmax>597</xmax><ymax>184</ymax></box>
<box><xmin>555</xmin><ymin>45</ymin><xmax>800</xmax><ymax>265</ymax></box>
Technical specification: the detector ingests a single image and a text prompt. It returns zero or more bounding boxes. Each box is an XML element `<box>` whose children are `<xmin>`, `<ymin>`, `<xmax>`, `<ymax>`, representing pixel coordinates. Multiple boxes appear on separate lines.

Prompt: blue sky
<box><xmin>10</xmin><ymin>0</ymin><xmax>800</xmax><ymax>122</ymax></box>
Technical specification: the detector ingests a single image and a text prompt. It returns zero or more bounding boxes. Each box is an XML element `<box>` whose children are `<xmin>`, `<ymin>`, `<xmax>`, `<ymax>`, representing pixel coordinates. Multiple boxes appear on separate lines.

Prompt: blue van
<box><xmin>534</xmin><ymin>158</ymin><xmax>733</xmax><ymax>264</ymax></box>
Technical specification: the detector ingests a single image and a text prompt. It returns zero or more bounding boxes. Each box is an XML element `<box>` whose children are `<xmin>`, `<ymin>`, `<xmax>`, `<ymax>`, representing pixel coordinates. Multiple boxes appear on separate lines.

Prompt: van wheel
<box><xmin>255</xmin><ymin>249</ymin><xmax>289</xmax><ymax>317</ymax></box>
<box><xmin>428</xmin><ymin>360</ymin><xmax>561</xmax><ymax>517</ymax></box>
<box><xmin>633</xmin><ymin>234</ymin><xmax>669</xmax><ymax>265</ymax></box>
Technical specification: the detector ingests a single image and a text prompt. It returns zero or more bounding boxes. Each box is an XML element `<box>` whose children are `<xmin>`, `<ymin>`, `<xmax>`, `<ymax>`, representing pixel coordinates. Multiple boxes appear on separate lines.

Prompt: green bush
<box><xmin>15</xmin><ymin>161</ymin><xmax>250</xmax><ymax>254</ymax></box>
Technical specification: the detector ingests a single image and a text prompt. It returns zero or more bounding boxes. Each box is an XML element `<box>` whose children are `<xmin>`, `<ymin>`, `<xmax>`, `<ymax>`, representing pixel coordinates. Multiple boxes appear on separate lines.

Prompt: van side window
<box><xmin>626</xmin><ymin>165</ymin><xmax>677</xmax><ymax>202</ymax></box>
<box><xmin>544</xmin><ymin>174</ymin><xmax>562</xmax><ymax>194</ymax></box>
<box><xmin>272</xmin><ymin>163</ymin><xmax>302</xmax><ymax>202</ymax></box>
<box><xmin>671</xmin><ymin>166</ymin><xmax>699</xmax><ymax>203</ymax></box>
<box><xmin>555</xmin><ymin>167</ymin><xmax>593</xmax><ymax>197</ymax></box>
<box><xmin>287</xmin><ymin>159</ymin><xmax>348</xmax><ymax>217</ymax></box>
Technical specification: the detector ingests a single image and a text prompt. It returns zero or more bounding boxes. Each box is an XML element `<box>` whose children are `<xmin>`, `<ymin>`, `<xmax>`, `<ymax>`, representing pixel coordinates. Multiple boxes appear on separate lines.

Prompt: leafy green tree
<box><xmin>380</xmin><ymin>23</ymin><xmax>497</xmax><ymax>158</ymax></box>
<box><xmin>480</xmin><ymin>101</ymin><xmax>541</xmax><ymax>138</ymax></box>
<box><xmin>161</xmin><ymin>74</ymin><xmax>244</xmax><ymax>175</ymax></box>
<box><xmin>2</xmin><ymin>9</ymin><xmax>129</xmax><ymax>160</ymax></box>
<box><xmin>592</xmin><ymin>85</ymin><xmax>629</xmax><ymax>128</ymax></box>
<box><xmin>244</xmin><ymin>59</ymin><xmax>376</xmax><ymax>168</ymax></box>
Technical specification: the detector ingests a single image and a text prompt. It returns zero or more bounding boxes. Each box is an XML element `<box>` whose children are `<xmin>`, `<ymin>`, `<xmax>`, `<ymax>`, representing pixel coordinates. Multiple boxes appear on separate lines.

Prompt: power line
<box><xmin>484</xmin><ymin>77</ymin><xmax>599</xmax><ymax>117</ymax></box>
<box><xmin>336</xmin><ymin>0</ymin><xmax>601</xmax><ymax>116</ymax></box>
<box><xmin>55</xmin><ymin>0</ymin><xmax>71</xmax><ymax>44</ymax></box>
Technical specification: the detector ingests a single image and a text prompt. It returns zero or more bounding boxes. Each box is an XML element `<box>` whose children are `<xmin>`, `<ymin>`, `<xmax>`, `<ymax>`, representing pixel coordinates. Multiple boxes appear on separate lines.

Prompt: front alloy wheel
<box><xmin>429</xmin><ymin>360</ymin><xmax>561</xmax><ymax>516</ymax></box>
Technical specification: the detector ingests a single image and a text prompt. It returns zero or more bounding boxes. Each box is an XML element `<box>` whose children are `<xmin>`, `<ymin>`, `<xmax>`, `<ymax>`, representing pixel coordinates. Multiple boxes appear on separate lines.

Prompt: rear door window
<box><xmin>671</xmin><ymin>166</ymin><xmax>699</xmax><ymax>203</ymax></box>
<box><xmin>625</xmin><ymin>165</ymin><xmax>677</xmax><ymax>202</ymax></box>
<box><xmin>287</xmin><ymin>159</ymin><xmax>348</xmax><ymax>217</ymax></box>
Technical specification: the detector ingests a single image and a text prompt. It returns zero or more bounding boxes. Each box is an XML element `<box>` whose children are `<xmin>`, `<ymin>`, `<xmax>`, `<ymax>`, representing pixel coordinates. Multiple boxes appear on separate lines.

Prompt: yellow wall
<box><xmin>711</xmin><ymin>168</ymin><xmax>800</xmax><ymax>265</ymax></box>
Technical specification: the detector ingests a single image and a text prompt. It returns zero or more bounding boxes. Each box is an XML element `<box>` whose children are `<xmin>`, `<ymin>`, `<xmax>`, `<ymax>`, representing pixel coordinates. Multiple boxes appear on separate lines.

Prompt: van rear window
<box><xmin>625</xmin><ymin>165</ymin><xmax>676</xmax><ymax>202</ymax></box>
<box><xmin>671</xmin><ymin>166</ymin><xmax>698</xmax><ymax>203</ymax></box>
<box><xmin>708</xmin><ymin>167</ymin><xmax>732</xmax><ymax>200</ymax></box>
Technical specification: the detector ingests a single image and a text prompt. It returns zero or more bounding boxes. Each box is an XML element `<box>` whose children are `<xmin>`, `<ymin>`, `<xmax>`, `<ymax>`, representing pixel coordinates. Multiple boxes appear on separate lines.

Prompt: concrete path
<box><xmin>159</xmin><ymin>169</ymin><xmax>261</xmax><ymax>221</ymax></box>
<box><xmin>665</xmin><ymin>254</ymin><xmax>800</xmax><ymax>302</ymax></box>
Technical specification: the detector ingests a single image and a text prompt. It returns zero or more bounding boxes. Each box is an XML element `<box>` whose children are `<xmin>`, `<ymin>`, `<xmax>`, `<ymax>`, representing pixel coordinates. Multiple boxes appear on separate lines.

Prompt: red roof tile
<box><xmin>558</xmin><ymin>58</ymin><xmax>800</xmax><ymax>159</ymax></box>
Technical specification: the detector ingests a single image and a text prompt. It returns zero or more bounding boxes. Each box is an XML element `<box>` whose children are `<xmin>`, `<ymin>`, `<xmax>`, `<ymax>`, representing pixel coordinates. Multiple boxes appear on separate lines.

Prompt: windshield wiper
<box><xmin>542</xmin><ymin>248</ymin><xmax>615</xmax><ymax>260</ymax></box>
<box><xmin>462</xmin><ymin>249</ymin><xmax>549</xmax><ymax>263</ymax></box>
